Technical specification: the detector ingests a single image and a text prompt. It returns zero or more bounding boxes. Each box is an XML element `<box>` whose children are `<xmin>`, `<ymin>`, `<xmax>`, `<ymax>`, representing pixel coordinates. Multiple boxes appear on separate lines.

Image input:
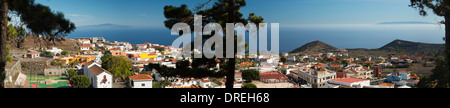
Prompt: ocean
<box><xmin>67</xmin><ymin>24</ymin><xmax>445</xmax><ymax>53</ymax></box>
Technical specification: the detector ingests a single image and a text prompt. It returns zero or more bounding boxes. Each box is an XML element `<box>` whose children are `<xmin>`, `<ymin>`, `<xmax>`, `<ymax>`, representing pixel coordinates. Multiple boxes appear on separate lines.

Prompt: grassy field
<box><xmin>26</xmin><ymin>76</ymin><xmax>68</xmax><ymax>82</ymax></box>
<box><xmin>26</xmin><ymin>75</ymin><xmax>70</xmax><ymax>88</ymax></box>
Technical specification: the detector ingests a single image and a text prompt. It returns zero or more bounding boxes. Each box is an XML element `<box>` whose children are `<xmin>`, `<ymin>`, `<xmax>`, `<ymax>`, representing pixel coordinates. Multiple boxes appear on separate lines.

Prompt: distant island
<box><xmin>77</xmin><ymin>23</ymin><xmax>133</xmax><ymax>30</ymax></box>
<box><xmin>377</xmin><ymin>21</ymin><xmax>434</xmax><ymax>24</ymax></box>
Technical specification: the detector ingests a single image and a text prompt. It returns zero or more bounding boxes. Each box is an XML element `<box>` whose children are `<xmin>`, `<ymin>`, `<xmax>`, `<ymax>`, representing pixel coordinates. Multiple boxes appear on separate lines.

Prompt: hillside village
<box><xmin>2</xmin><ymin>35</ymin><xmax>440</xmax><ymax>88</ymax></box>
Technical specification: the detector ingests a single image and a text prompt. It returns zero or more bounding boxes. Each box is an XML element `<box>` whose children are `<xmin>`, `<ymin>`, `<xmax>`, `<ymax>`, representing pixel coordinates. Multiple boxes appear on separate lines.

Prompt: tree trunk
<box><xmin>445</xmin><ymin>15</ymin><xmax>450</xmax><ymax>87</ymax></box>
<box><xmin>0</xmin><ymin>0</ymin><xmax>8</xmax><ymax>88</ymax></box>
<box><xmin>225</xmin><ymin>0</ymin><xmax>236</xmax><ymax>88</ymax></box>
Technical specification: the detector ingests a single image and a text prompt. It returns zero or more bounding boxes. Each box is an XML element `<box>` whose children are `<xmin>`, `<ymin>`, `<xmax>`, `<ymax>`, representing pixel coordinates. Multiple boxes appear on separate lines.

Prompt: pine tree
<box><xmin>1</xmin><ymin>0</ymin><xmax>75</xmax><ymax>88</ymax></box>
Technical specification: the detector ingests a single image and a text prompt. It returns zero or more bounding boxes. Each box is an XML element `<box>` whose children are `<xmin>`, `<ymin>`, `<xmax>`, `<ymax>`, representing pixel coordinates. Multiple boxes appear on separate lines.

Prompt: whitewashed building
<box><xmin>129</xmin><ymin>74</ymin><xmax>153</xmax><ymax>88</ymax></box>
<box><xmin>83</xmin><ymin>61</ymin><xmax>113</xmax><ymax>88</ymax></box>
<box><xmin>47</xmin><ymin>47</ymin><xmax>62</xmax><ymax>55</ymax></box>
<box><xmin>80</xmin><ymin>44</ymin><xmax>93</xmax><ymax>51</ymax></box>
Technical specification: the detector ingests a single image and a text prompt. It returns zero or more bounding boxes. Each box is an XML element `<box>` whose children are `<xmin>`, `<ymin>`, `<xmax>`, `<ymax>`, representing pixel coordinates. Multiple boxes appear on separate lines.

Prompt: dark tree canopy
<box><xmin>410</xmin><ymin>0</ymin><xmax>450</xmax><ymax>88</ymax></box>
<box><xmin>1</xmin><ymin>0</ymin><xmax>76</xmax><ymax>88</ymax></box>
<box><xmin>19</xmin><ymin>4</ymin><xmax>76</xmax><ymax>37</ymax></box>
<box><xmin>410</xmin><ymin>0</ymin><xmax>450</xmax><ymax>17</ymax></box>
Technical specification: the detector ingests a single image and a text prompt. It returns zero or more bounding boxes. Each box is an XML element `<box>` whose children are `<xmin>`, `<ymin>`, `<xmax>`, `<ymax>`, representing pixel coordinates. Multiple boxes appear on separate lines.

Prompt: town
<box><xmin>2</xmin><ymin>34</ymin><xmax>435</xmax><ymax>88</ymax></box>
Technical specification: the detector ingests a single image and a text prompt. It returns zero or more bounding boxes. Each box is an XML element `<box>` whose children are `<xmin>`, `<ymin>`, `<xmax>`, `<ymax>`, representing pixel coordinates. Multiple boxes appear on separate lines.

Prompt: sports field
<box><xmin>26</xmin><ymin>75</ymin><xmax>71</xmax><ymax>88</ymax></box>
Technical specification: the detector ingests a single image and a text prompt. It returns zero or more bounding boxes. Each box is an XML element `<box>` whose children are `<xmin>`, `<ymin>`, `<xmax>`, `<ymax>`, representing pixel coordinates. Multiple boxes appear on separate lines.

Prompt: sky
<box><xmin>35</xmin><ymin>0</ymin><xmax>444</xmax><ymax>28</ymax></box>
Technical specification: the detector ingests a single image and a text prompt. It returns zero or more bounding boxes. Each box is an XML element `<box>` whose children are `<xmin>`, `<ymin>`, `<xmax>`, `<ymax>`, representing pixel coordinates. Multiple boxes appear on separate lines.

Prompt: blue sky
<box><xmin>35</xmin><ymin>0</ymin><xmax>444</xmax><ymax>28</ymax></box>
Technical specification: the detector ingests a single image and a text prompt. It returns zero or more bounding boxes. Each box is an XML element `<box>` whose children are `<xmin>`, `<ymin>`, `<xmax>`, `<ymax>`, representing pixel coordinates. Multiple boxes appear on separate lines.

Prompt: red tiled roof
<box><xmin>129</xmin><ymin>74</ymin><xmax>153</xmax><ymax>80</ymax></box>
<box><xmin>235</xmin><ymin>72</ymin><xmax>242</xmax><ymax>75</ymax></box>
<box><xmin>330</xmin><ymin>78</ymin><xmax>367</xmax><ymax>84</ymax></box>
<box><xmin>109</xmin><ymin>48</ymin><xmax>121</xmax><ymax>51</ymax></box>
<box><xmin>260</xmin><ymin>71</ymin><xmax>280</xmax><ymax>75</ymax></box>
<box><xmin>26</xmin><ymin>51</ymin><xmax>39</xmax><ymax>55</ymax></box>
<box><xmin>364</xmin><ymin>61</ymin><xmax>375</xmax><ymax>64</ymax></box>
<box><xmin>80</xmin><ymin>44</ymin><xmax>93</xmax><ymax>48</ymax></box>
<box><xmin>260</xmin><ymin>73</ymin><xmax>288</xmax><ymax>80</ymax></box>
<box><xmin>378</xmin><ymin>83</ymin><xmax>395</xmax><ymax>87</ymax></box>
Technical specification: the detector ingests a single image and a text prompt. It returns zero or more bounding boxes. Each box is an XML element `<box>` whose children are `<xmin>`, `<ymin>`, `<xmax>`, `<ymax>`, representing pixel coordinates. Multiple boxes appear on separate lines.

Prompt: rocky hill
<box><xmin>290</xmin><ymin>40</ymin><xmax>338</xmax><ymax>53</ymax></box>
<box><xmin>378</xmin><ymin>39</ymin><xmax>444</xmax><ymax>56</ymax></box>
<box><xmin>290</xmin><ymin>39</ymin><xmax>444</xmax><ymax>56</ymax></box>
<box><xmin>9</xmin><ymin>33</ymin><xmax>81</xmax><ymax>51</ymax></box>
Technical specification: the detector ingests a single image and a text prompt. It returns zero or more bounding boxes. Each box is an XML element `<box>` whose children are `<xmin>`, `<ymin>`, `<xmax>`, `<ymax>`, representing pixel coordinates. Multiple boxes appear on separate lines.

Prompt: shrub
<box><xmin>241</xmin><ymin>69</ymin><xmax>260</xmax><ymax>81</ymax></box>
<box><xmin>242</xmin><ymin>83</ymin><xmax>257</xmax><ymax>88</ymax></box>
<box><xmin>71</xmin><ymin>75</ymin><xmax>91</xmax><ymax>88</ymax></box>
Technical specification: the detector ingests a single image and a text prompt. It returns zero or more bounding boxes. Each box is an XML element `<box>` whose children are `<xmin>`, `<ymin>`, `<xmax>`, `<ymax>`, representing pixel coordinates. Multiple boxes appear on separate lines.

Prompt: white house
<box><xmin>79</xmin><ymin>40</ymin><xmax>91</xmax><ymax>44</ymax></box>
<box><xmin>26</xmin><ymin>51</ymin><xmax>40</xmax><ymax>58</ymax></box>
<box><xmin>47</xmin><ymin>47</ymin><xmax>62</xmax><ymax>55</ymax></box>
<box><xmin>83</xmin><ymin>61</ymin><xmax>113</xmax><ymax>88</ymax></box>
<box><xmin>80</xmin><ymin>44</ymin><xmax>93</xmax><ymax>51</ymax></box>
<box><xmin>199</xmin><ymin>79</ymin><xmax>212</xmax><ymax>88</ymax></box>
<box><xmin>129</xmin><ymin>74</ymin><xmax>153</xmax><ymax>88</ymax></box>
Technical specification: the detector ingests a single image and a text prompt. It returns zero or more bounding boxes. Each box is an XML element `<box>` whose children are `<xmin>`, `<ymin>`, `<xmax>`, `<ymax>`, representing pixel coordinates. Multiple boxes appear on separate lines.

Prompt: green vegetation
<box><xmin>242</xmin><ymin>83</ymin><xmax>257</xmax><ymax>88</ymax></box>
<box><xmin>61</xmin><ymin>50</ymin><xmax>68</xmax><ymax>55</ymax></box>
<box><xmin>417</xmin><ymin>56</ymin><xmax>450</xmax><ymax>88</ymax></box>
<box><xmin>410</xmin><ymin>0</ymin><xmax>450</xmax><ymax>88</ymax></box>
<box><xmin>152</xmin><ymin>80</ymin><xmax>172</xmax><ymax>88</ymax></box>
<box><xmin>71</xmin><ymin>75</ymin><xmax>91</xmax><ymax>88</ymax></box>
<box><xmin>67</xmin><ymin>69</ymin><xmax>77</xmax><ymax>79</ymax></box>
<box><xmin>280</xmin><ymin>56</ymin><xmax>287</xmax><ymax>63</ymax></box>
<box><xmin>241</xmin><ymin>69</ymin><xmax>260</xmax><ymax>82</ymax></box>
<box><xmin>102</xmin><ymin>54</ymin><xmax>133</xmax><ymax>82</ymax></box>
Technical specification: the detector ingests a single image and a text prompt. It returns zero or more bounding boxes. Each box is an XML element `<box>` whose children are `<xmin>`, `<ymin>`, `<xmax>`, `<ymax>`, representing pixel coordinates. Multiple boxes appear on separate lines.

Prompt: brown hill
<box><xmin>290</xmin><ymin>40</ymin><xmax>337</xmax><ymax>53</ymax></box>
<box><xmin>9</xmin><ymin>33</ymin><xmax>81</xmax><ymax>51</ymax></box>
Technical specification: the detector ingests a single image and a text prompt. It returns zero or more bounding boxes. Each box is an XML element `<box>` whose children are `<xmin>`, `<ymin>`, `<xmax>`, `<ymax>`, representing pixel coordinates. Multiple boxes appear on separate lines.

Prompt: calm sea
<box><xmin>67</xmin><ymin>24</ymin><xmax>445</xmax><ymax>53</ymax></box>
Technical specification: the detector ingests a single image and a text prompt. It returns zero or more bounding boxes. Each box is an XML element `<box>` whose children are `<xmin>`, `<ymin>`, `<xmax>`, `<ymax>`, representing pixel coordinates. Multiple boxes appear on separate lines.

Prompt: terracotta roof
<box><xmin>87</xmin><ymin>65</ymin><xmax>112</xmax><ymax>76</ymax></box>
<box><xmin>109</xmin><ymin>48</ymin><xmax>121</xmax><ymax>51</ymax></box>
<box><xmin>330</xmin><ymin>78</ymin><xmax>367</xmax><ymax>84</ymax></box>
<box><xmin>80</xmin><ymin>44</ymin><xmax>93</xmax><ymax>47</ymax></box>
<box><xmin>364</xmin><ymin>61</ymin><xmax>375</xmax><ymax>64</ymax></box>
<box><xmin>260</xmin><ymin>72</ymin><xmax>288</xmax><ymax>80</ymax></box>
<box><xmin>172</xmin><ymin>59</ymin><xmax>178</xmax><ymax>62</ymax></box>
<box><xmin>378</xmin><ymin>83</ymin><xmax>395</xmax><ymax>87</ymax></box>
<box><xmin>398</xmin><ymin>70</ymin><xmax>411</xmax><ymax>73</ymax></box>
<box><xmin>129</xmin><ymin>74</ymin><xmax>153</xmax><ymax>80</ymax></box>
<box><xmin>235</xmin><ymin>72</ymin><xmax>242</xmax><ymax>75</ymax></box>
<box><xmin>315</xmin><ymin>63</ymin><xmax>326</xmax><ymax>67</ymax></box>
<box><xmin>330</xmin><ymin>65</ymin><xmax>340</xmax><ymax>68</ymax></box>
<box><xmin>26</xmin><ymin>51</ymin><xmax>39</xmax><ymax>55</ymax></box>
<box><xmin>260</xmin><ymin>71</ymin><xmax>280</xmax><ymax>75</ymax></box>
